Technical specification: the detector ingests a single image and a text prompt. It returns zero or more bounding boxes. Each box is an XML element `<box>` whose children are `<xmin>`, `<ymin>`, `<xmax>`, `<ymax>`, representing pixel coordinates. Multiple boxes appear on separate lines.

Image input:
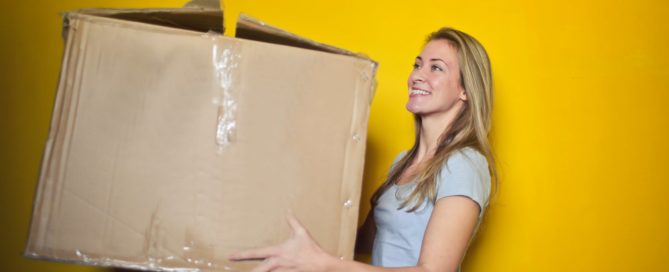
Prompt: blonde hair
<box><xmin>372</xmin><ymin>27</ymin><xmax>496</xmax><ymax>212</ymax></box>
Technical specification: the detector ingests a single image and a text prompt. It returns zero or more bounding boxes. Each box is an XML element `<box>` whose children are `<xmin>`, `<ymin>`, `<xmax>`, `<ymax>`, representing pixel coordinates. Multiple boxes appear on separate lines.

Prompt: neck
<box><xmin>415</xmin><ymin>103</ymin><xmax>464</xmax><ymax>163</ymax></box>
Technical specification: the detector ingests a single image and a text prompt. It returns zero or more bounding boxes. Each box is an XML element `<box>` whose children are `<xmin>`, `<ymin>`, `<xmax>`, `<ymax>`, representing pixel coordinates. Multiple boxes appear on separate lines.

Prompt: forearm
<box><xmin>324</xmin><ymin>258</ymin><xmax>433</xmax><ymax>272</ymax></box>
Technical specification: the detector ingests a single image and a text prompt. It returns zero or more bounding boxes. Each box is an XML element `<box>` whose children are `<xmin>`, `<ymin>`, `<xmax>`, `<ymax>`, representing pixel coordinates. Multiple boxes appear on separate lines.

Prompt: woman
<box><xmin>230</xmin><ymin>27</ymin><xmax>495</xmax><ymax>272</ymax></box>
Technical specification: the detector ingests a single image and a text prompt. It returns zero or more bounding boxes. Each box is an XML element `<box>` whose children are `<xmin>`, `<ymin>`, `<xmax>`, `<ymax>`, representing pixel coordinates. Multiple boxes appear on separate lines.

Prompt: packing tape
<box><xmin>211</xmin><ymin>35</ymin><xmax>242</xmax><ymax>152</ymax></box>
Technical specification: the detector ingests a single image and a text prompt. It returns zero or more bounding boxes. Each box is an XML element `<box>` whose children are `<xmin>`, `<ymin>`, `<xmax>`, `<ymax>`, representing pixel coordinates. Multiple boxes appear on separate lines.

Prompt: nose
<box><xmin>409</xmin><ymin>67</ymin><xmax>425</xmax><ymax>85</ymax></box>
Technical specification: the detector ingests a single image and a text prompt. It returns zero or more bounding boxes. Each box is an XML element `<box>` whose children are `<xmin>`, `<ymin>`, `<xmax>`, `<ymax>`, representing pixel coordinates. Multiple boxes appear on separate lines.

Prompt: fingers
<box><xmin>250</xmin><ymin>258</ymin><xmax>279</xmax><ymax>272</ymax></box>
<box><xmin>228</xmin><ymin>245</ymin><xmax>279</xmax><ymax>261</ymax></box>
<box><xmin>287</xmin><ymin>213</ymin><xmax>306</xmax><ymax>235</ymax></box>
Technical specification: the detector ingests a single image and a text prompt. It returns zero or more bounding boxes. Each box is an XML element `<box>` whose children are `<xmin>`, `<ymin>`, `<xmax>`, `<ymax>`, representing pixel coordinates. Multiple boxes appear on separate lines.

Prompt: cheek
<box><xmin>436</xmin><ymin>76</ymin><xmax>459</xmax><ymax>95</ymax></box>
<box><xmin>433</xmin><ymin>80</ymin><xmax>462</xmax><ymax>104</ymax></box>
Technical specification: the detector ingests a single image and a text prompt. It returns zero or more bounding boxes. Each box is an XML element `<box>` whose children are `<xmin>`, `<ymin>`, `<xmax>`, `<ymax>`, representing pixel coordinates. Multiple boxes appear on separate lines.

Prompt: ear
<box><xmin>459</xmin><ymin>88</ymin><xmax>467</xmax><ymax>101</ymax></box>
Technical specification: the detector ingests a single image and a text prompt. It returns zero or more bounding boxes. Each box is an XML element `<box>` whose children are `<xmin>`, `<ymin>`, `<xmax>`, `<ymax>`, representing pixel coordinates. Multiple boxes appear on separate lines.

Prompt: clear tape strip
<box><xmin>26</xmin><ymin>250</ymin><xmax>239</xmax><ymax>271</ymax></box>
<box><xmin>210</xmin><ymin>34</ymin><xmax>241</xmax><ymax>152</ymax></box>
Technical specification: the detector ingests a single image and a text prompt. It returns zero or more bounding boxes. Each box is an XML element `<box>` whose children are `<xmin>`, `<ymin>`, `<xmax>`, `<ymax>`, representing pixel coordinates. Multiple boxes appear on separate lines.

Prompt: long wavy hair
<box><xmin>372</xmin><ymin>27</ymin><xmax>496</xmax><ymax>212</ymax></box>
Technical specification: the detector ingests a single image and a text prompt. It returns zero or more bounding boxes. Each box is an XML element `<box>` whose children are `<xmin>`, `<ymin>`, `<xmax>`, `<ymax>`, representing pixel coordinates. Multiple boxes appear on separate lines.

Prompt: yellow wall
<box><xmin>2</xmin><ymin>0</ymin><xmax>668</xmax><ymax>271</ymax></box>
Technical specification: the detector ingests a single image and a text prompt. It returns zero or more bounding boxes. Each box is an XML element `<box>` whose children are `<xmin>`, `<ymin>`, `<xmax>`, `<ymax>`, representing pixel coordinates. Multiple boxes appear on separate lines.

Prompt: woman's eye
<box><xmin>413</xmin><ymin>63</ymin><xmax>420</xmax><ymax>70</ymax></box>
<box><xmin>431</xmin><ymin>65</ymin><xmax>443</xmax><ymax>72</ymax></box>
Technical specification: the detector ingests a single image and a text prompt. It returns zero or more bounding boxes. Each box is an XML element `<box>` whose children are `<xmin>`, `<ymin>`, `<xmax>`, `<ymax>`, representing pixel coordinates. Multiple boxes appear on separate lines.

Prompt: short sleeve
<box><xmin>436</xmin><ymin>148</ymin><xmax>491</xmax><ymax>217</ymax></box>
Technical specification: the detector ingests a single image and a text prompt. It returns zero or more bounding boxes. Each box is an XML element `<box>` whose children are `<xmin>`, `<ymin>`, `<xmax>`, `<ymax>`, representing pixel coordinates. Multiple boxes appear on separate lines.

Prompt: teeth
<box><xmin>410</xmin><ymin>89</ymin><xmax>430</xmax><ymax>95</ymax></box>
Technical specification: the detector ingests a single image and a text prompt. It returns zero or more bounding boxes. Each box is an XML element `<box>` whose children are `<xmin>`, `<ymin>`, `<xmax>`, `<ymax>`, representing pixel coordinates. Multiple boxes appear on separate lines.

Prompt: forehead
<box><xmin>418</xmin><ymin>40</ymin><xmax>459</xmax><ymax>65</ymax></box>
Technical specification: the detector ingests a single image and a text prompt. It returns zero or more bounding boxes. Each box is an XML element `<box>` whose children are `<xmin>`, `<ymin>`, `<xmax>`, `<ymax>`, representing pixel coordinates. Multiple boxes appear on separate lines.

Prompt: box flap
<box><xmin>69</xmin><ymin>0</ymin><xmax>223</xmax><ymax>34</ymax></box>
<box><xmin>235</xmin><ymin>14</ymin><xmax>375</xmax><ymax>64</ymax></box>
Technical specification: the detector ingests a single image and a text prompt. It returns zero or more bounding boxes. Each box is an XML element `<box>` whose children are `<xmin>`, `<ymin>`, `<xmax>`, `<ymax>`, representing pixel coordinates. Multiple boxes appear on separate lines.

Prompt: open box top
<box><xmin>68</xmin><ymin>0</ymin><xmax>373</xmax><ymax>63</ymax></box>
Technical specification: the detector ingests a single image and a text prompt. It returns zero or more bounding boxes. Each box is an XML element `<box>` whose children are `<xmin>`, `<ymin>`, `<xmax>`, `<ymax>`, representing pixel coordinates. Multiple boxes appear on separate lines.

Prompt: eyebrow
<box><xmin>430</xmin><ymin>58</ymin><xmax>448</xmax><ymax>65</ymax></box>
<box><xmin>415</xmin><ymin>56</ymin><xmax>448</xmax><ymax>66</ymax></box>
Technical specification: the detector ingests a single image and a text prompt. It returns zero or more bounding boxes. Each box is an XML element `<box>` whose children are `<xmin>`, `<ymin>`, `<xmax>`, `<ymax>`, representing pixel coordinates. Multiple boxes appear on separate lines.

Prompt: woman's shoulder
<box><xmin>439</xmin><ymin>147</ymin><xmax>490</xmax><ymax>182</ymax></box>
<box><xmin>437</xmin><ymin>147</ymin><xmax>492</xmax><ymax>212</ymax></box>
<box><xmin>392</xmin><ymin>147</ymin><xmax>487</xmax><ymax>168</ymax></box>
<box><xmin>445</xmin><ymin>147</ymin><xmax>488</xmax><ymax>169</ymax></box>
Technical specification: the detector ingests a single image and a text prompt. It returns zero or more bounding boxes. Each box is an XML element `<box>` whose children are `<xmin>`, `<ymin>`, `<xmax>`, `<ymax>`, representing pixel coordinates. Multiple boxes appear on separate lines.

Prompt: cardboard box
<box><xmin>25</xmin><ymin>1</ymin><xmax>377</xmax><ymax>271</ymax></box>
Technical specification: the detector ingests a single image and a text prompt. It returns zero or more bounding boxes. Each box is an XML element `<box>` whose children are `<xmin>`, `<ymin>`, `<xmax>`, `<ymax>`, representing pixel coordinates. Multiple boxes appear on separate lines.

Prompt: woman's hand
<box><xmin>228</xmin><ymin>215</ymin><xmax>337</xmax><ymax>272</ymax></box>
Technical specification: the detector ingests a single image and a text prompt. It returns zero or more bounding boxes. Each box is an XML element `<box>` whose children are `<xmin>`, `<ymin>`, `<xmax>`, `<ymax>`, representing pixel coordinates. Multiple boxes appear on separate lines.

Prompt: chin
<box><xmin>406</xmin><ymin>102</ymin><xmax>423</xmax><ymax>115</ymax></box>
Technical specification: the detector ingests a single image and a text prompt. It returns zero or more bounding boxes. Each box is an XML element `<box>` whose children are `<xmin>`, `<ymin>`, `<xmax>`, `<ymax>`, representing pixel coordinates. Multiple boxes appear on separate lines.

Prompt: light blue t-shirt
<box><xmin>371</xmin><ymin>147</ymin><xmax>491</xmax><ymax>268</ymax></box>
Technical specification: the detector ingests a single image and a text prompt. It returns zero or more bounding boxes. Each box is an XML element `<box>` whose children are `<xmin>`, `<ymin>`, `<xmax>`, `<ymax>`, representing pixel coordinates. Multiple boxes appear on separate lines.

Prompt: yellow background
<box><xmin>2</xmin><ymin>0</ymin><xmax>668</xmax><ymax>271</ymax></box>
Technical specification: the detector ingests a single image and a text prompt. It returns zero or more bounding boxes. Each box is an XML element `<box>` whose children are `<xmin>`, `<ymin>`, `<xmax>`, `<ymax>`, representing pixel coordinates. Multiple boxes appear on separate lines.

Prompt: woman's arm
<box><xmin>355</xmin><ymin>209</ymin><xmax>376</xmax><ymax>255</ymax></box>
<box><xmin>415</xmin><ymin>196</ymin><xmax>481</xmax><ymax>271</ymax></box>
<box><xmin>229</xmin><ymin>195</ymin><xmax>481</xmax><ymax>272</ymax></box>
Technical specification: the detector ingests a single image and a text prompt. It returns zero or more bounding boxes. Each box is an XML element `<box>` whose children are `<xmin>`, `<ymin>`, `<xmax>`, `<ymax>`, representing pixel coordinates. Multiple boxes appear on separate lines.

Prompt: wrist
<box><xmin>320</xmin><ymin>252</ymin><xmax>342</xmax><ymax>272</ymax></box>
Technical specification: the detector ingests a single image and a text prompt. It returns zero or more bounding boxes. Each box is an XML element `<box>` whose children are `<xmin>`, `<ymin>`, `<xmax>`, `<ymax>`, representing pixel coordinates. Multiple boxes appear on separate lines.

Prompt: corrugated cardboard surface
<box><xmin>25</xmin><ymin>9</ymin><xmax>376</xmax><ymax>271</ymax></box>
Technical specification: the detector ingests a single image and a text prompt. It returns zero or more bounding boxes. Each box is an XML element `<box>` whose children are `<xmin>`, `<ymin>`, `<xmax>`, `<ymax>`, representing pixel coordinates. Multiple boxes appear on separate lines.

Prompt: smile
<box><xmin>410</xmin><ymin>89</ymin><xmax>431</xmax><ymax>96</ymax></box>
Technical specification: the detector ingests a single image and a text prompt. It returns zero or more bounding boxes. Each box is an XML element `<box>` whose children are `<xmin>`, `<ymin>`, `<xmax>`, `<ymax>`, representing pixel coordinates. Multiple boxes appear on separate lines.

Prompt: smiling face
<box><xmin>406</xmin><ymin>39</ymin><xmax>467</xmax><ymax>117</ymax></box>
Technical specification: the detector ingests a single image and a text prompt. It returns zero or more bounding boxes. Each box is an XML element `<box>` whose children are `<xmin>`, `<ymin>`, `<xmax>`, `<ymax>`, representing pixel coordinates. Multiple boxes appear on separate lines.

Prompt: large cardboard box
<box><xmin>25</xmin><ymin>1</ymin><xmax>377</xmax><ymax>271</ymax></box>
